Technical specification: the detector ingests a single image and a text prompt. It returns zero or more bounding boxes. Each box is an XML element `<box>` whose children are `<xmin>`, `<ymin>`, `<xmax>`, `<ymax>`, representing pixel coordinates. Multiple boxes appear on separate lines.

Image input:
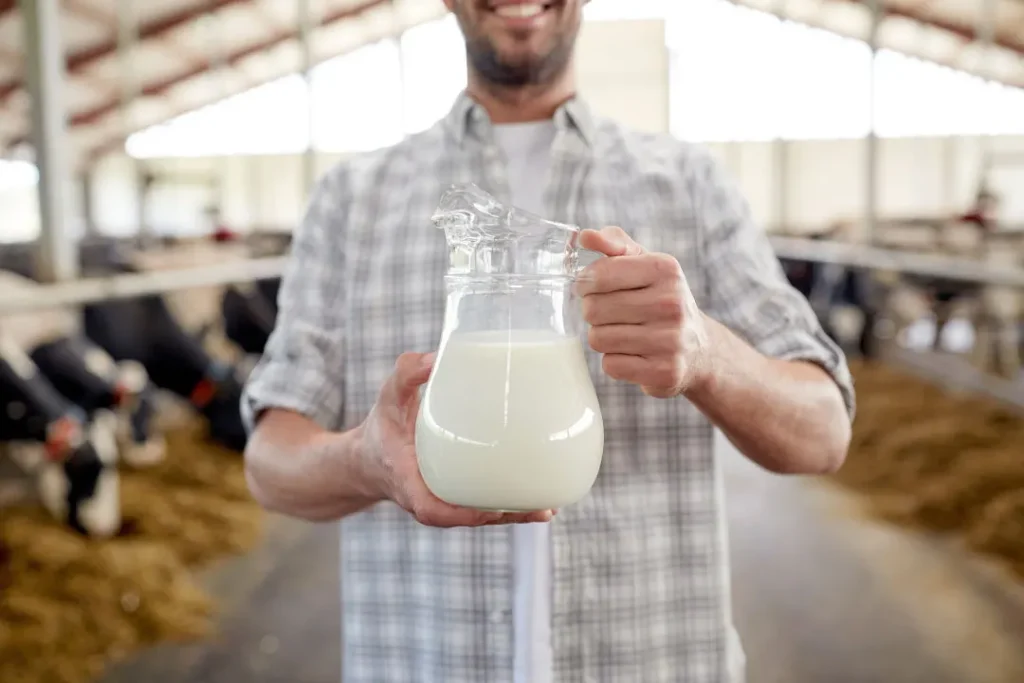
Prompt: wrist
<box><xmin>315</xmin><ymin>424</ymin><xmax>387</xmax><ymax>505</ymax></box>
<box><xmin>345</xmin><ymin>423</ymin><xmax>389</xmax><ymax>504</ymax></box>
<box><xmin>682</xmin><ymin>313</ymin><xmax>723</xmax><ymax>400</ymax></box>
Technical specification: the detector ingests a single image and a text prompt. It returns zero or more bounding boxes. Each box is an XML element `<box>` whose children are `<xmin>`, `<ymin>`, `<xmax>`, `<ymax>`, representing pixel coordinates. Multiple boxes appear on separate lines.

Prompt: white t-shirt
<box><xmin>492</xmin><ymin>119</ymin><xmax>559</xmax><ymax>683</ymax></box>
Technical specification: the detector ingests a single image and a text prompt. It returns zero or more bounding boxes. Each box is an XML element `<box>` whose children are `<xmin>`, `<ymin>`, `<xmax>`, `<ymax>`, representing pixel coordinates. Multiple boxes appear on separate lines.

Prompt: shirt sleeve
<box><xmin>690</xmin><ymin>151</ymin><xmax>856</xmax><ymax>421</ymax></box>
<box><xmin>241</xmin><ymin>167</ymin><xmax>349</xmax><ymax>433</ymax></box>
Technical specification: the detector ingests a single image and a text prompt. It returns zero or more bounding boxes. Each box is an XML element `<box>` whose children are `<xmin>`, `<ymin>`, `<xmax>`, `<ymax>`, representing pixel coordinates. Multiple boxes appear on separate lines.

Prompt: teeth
<box><xmin>495</xmin><ymin>3</ymin><xmax>544</xmax><ymax>18</ymax></box>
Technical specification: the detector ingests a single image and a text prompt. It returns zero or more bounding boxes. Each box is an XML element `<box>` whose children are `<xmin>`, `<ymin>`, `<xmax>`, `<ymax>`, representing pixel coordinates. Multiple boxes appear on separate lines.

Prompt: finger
<box><xmin>588</xmin><ymin>324</ymin><xmax>679</xmax><ymax>356</ymax></box>
<box><xmin>582</xmin><ymin>289</ymin><xmax>684</xmax><ymax>326</ymax></box>
<box><xmin>413</xmin><ymin>503</ymin><xmax>506</xmax><ymax>528</ymax></box>
<box><xmin>601</xmin><ymin>353</ymin><xmax>672</xmax><ymax>388</ymax></box>
<box><xmin>489</xmin><ymin>510</ymin><xmax>556</xmax><ymax>524</ymax></box>
<box><xmin>402</xmin><ymin>473</ymin><xmax>558</xmax><ymax>527</ymax></box>
<box><xmin>397</xmin><ymin>465</ymin><xmax>504</xmax><ymax>527</ymax></box>
<box><xmin>576</xmin><ymin>252</ymin><xmax>683</xmax><ymax>296</ymax></box>
<box><xmin>578</xmin><ymin>227</ymin><xmax>645</xmax><ymax>258</ymax></box>
<box><xmin>402</xmin><ymin>486</ymin><xmax>504</xmax><ymax>527</ymax></box>
<box><xmin>575</xmin><ymin>256</ymin><xmax>657</xmax><ymax>295</ymax></box>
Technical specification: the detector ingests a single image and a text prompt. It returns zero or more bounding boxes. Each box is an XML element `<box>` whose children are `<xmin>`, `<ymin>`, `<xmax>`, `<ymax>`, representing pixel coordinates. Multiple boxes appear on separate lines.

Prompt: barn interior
<box><xmin>1</xmin><ymin>0</ymin><xmax>1024</xmax><ymax>682</ymax></box>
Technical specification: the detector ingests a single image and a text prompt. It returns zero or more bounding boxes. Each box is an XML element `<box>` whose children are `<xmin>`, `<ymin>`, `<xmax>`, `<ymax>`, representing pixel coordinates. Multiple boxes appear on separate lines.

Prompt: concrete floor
<box><xmin>98</xmin><ymin>437</ymin><xmax>1024</xmax><ymax>683</ymax></box>
<box><xmin>725</xmin><ymin>445</ymin><xmax>1024</xmax><ymax>683</ymax></box>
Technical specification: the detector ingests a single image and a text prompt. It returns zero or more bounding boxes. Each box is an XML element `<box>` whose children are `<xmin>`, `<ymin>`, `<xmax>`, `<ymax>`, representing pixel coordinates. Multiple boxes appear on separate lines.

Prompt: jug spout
<box><xmin>431</xmin><ymin>183</ymin><xmax>596</xmax><ymax>279</ymax></box>
<box><xmin>432</xmin><ymin>183</ymin><xmax>579</xmax><ymax>239</ymax></box>
<box><xmin>430</xmin><ymin>183</ymin><xmax>508</xmax><ymax>233</ymax></box>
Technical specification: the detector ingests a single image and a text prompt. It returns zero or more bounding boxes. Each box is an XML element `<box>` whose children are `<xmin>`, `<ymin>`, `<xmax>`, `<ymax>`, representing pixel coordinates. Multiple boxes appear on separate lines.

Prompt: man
<box><xmin>242</xmin><ymin>1</ymin><xmax>855</xmax><ymax>681</ymax></box>
<box><xmin>957</xmin><ymin>188</ymin><xmax>1001</xmax><ymax>232</ymax></box>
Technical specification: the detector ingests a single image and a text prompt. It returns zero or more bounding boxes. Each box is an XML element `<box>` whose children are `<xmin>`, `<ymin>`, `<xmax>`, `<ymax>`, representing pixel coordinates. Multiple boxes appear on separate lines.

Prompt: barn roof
<box><xmin>0</xmin><ymin>0</ymin><xmax>447</xmax><ymax>163</ymax></box>
<box><xmin>0</xmin><ymin>0</ymin><xmax>1021</xmax><ymax>165</ymax></box>
<box><xmin>738</xmin><ymin>0</ymin><xmax>1024</xmax><ymax>87</ymax></box>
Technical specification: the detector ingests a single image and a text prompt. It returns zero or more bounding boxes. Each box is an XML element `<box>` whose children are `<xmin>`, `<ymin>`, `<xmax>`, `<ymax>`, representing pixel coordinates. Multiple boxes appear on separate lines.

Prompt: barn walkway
<box><xmin>98</xmin><ymin>437</ymin><xmax>1024</xmax><ymax>683</ymax></box>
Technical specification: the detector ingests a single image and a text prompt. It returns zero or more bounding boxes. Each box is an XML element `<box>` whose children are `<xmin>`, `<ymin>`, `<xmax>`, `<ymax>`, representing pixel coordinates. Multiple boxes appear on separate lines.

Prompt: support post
<box><xmin>80</xmin><ymin>167</ymin><xmax>97</xmax><ymax>237</ymax></box>
<box><xmin>20</xmin><ymin>0</ymin><xmax>78</xmax><ymax>282</ymax></box>
<box><xmin>976</xmin><ymin>0</ymin><xmax>997</xmax><ymax>185</ymax></box>
<box><xmin>773</xmin><ymin>138</ymin><xmax>790</xmax><ymax>233</ymax></box>
<box><xmin>942</xmin><ymin>135</ymin><xmax>957</xmax><ymax>213</ymax></box>
<box><xmin>299</xmin><ymin>0</ymin><xmax>317</xmax><ymax>196</ymax></box>
<box><xmin>117</xmin><ymin>0</ymin><xmax>146</xmax><ymax>242</ymax></box>
<box><xmin>394</xmin><ymin>0</ymin><xmax>407</xmax><ymax>135</ymax></box>
<box><xmin>772</xmin><ymin>0</ymin><xmax>789</xmax><ymax>234</ymax></box>
<box><xmin>864</xmin><ymin>0</ymin><xmax>881</xmax><ymax>245</ymax></box>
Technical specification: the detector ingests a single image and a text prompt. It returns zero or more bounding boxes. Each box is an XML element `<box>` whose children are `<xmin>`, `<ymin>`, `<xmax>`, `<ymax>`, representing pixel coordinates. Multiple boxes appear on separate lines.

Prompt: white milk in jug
<box><xmin>415</xmin><ymin>329</ymin><xmax>604</xmax><ymax>512</ymax></box>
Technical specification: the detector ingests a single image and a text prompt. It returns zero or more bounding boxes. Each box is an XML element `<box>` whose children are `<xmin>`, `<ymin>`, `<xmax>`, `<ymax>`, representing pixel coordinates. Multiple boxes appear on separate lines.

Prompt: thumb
<box><xmin>578</xmin><ymin>226</ymin><xmax>645</xmax><ymax>257</ymax></box>
<box><xmin>387</xmin><ymin>352</ymin><xmax>436</xmax><ymax>404</ymax></box>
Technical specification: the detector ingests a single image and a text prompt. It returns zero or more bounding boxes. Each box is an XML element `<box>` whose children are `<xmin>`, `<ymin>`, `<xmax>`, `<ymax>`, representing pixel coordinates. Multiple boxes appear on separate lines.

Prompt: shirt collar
<box><xmin>444</xmin><ymin>90</ymin><xmax>597</xmax><ymax>149</ymax></box>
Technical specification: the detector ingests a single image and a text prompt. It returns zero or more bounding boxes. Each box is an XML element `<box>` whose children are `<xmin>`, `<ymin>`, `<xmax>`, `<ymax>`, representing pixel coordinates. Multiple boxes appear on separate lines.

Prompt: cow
<box><xmin>0</xmin><ymin>332</ymin><xmax>121</xmax><ymax>538</ymax></box>
<box><xmin>0</xmin><ymin>270</ymin><xmax>166</xmax><ymax>467</ymax></box>
<box><xmin>4</xmin><ymin>238</ymin><xmax>275</xmax><ymax>454</ymax></box>
<box><xmin>30</xmin><ymin>337</ymin><xmax>166</xmax><ymax>468</ymax></box>
<box><xmin>75</xmin><ymin>239</ymin><xmax>277</xmax><ymax>453</ymax></box>
<box><xmin>220</xmin><ymin>283</ymin><xmax>277</xmax><ymax>355</ymax></box>
<box><xmin>82</xmin><ymin>293</ymin><xmax>248</xmax><ymax>453</ymax></box>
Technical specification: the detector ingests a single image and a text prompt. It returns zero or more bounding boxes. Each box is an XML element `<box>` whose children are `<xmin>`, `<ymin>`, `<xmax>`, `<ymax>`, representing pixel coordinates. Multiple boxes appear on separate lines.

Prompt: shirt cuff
<box><xmin>241</xmin><ymin>356</ymin><xmax>344</xmax><ymax>434</ymax></box>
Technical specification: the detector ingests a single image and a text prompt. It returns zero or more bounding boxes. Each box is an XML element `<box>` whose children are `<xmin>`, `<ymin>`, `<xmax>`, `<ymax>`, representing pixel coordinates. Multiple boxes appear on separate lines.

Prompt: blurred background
<box><xmin>0</xmin><ymin>1</ymin><xmax>1023</xmax><ymax>682</ymax></box>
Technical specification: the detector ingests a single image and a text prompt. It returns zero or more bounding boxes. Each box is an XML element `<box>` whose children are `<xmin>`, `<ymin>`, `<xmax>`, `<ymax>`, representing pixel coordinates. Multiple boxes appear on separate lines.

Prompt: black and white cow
<box><xmin>5</xmin><ymin>239</ymin><xmax>271</xmax><ymax>454</ymax></box>
<box><xmin>30</xmin><ymin>337</ymin><xmax>166</xmax><ymax>468</ymax></box>
<box><xmin>83</xmin><ymin>293</ymin><xmax>248</xmax><ymax>453</ymax></box>
<box><xmin>0</xmin><ymin>270</ymin><xmax>166</xmax><ymax>468</ymax></box>
<box><xmin>0</xmin><ymin>333</ymin><xmax>121</xmax><ymax>538</ymax></box>
<box><xmin>220</xmin><ymin>282</ymin><xmax>278</xmax><ymax>356</ymax></box>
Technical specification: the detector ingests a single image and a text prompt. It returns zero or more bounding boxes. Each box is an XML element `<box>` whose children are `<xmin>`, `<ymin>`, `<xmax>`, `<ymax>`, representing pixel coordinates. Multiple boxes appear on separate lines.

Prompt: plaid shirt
<box><xmin>242</xmin><ymin>91</ymin><xmax>856</xmax><ymax>683</ymax></box>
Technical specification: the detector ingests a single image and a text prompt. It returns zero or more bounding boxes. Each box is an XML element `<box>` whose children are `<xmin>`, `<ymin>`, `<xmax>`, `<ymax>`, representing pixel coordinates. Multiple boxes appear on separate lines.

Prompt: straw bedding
<box><xmin>0</xmin><ymin>419</ymin><xmax>263</xmax><ymax>683</ymax></box>
<box><xmin>3</xmin><ymin>360</ymin><xmax>1023</xmax><ymax>681</ymax></box>
<box><xmin>835</xmin><ymin>360</ymin><xmax>1024</xmax><ymax>578</ymax></box>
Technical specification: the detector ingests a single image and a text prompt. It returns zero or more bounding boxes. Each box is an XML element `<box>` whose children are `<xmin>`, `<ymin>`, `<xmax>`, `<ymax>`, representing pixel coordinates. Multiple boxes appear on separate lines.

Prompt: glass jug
<box><xmin>415</xmin><ymin>183</ymin><xmax>605</xmax><ymax>513</ymax></box>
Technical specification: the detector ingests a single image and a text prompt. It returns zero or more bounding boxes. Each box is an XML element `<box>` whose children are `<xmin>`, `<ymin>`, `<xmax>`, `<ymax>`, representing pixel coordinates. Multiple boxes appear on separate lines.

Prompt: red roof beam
<box><xmin>0</xmin><ymin>0</ymin><xmax>253</xmax><ymax>103</ymax></box>
<box><xmin>844</xmin><ymin>0</ymin><xmax>1024</xmax><ymax>55</ymax></box>
<box><xmin>67</xmin><ymin>0</ymin><xmax>390</xmax><ymax>128</ymax></box>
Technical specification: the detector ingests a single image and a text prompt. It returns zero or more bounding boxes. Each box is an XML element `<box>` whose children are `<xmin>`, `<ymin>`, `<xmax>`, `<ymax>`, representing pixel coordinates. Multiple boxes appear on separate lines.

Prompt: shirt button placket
<box><xmin>578</xmin><ymin>554</ymin><xmax>595</xmax><ymax>683</ymax></box>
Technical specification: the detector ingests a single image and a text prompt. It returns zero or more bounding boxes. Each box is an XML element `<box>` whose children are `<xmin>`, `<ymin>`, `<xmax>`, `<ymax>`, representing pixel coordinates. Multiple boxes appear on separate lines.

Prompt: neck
<box><xmin>466</xmin><ymin>67</ymin><xmax>577</xmax><ymax>124</ymax></box>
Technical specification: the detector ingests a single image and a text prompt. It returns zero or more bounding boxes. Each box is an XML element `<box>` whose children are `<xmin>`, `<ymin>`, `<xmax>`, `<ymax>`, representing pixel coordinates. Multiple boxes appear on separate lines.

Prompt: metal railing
<box><xmin>0</xmin><ymin>256</ymin><xmax>288</xmax><ymax>315</ymax></box>
<box><xmin>769</xmin><ymin>236</ymin><xmax>1024</xmax><ymax>288</ymax></box>
<box><xmin>0</xmin><ymin>236</ymin><xmax>1022</xmax><ymax>315</ymax></box>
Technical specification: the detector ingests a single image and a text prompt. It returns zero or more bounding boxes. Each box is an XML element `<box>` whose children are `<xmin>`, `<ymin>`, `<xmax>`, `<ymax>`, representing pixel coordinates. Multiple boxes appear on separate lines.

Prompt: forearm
<box><xmin>685</xmin><ymin>315</ymin><xmax>852</xmax><ymax>475</ymax></box>
<box><xmin>244</xmin><ymin>409</ymin><xmax>382</xmax><ymax>521</ymax></box>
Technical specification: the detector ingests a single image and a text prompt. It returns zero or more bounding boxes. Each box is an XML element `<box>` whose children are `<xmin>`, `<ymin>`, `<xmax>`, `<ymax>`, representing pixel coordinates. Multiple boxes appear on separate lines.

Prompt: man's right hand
<box><xmin>359</xmin><ymin>352</ymin><xmax>556</xmax><ymax>528</ymax></box>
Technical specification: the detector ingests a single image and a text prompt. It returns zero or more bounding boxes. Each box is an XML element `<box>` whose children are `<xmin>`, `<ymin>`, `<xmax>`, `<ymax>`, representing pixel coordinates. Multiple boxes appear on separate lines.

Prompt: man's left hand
<box><xmin>577</xmin><ymin>227</ymin><xmax>713</xmax><ymax>399</ymax></box>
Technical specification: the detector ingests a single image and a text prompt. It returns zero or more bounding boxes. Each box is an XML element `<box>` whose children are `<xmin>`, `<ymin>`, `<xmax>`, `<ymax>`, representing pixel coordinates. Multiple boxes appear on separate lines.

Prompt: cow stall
<box><xmin>0</xmin><ymin>238</ymin><xmax>286</xmax><ymax>683</ymax></box>
<box><xmin>779</xmin><ymin>215</ymin><xmax>1024</xmax><ymax>378</ymax></box>
<box><xmin>0</xmin><ymin>236</ymin><xmax>287</xmax><ymax>532</ymax></box>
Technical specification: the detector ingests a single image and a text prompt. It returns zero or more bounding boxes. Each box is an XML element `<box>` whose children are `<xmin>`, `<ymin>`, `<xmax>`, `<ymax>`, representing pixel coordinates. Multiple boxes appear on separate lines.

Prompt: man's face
<box><xmin>445</xmin><ymin>0</ymin><xmax>585</xmax><ymax>88</ymax></box>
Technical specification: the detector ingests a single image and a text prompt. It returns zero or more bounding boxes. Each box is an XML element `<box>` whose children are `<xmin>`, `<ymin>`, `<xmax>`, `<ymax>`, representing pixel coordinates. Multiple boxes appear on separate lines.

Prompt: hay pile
<box><xmin>0</xmin><ymin>420</ymin><xmax>263</xmax><ymax>683</ymax></box>
<box><xmin>836</xmin><ymin>360</ymin><xmax>1024</xmax><ymax>577</ymax></box>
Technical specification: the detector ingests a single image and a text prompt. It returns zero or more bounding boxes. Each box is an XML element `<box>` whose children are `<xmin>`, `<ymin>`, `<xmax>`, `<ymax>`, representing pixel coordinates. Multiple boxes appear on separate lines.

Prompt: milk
<box><xmin>416</xmin><ymin>329</ymin><xmax>604</xmax><ymax>512</ymax></box>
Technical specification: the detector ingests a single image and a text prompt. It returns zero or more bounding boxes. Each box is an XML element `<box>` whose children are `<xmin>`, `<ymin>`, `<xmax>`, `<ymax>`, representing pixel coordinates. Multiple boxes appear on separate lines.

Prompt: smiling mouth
<box><xmin>489</xmin><ymin>2</ymin><xmax>556</xmax><ymax>19</ymax></box>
